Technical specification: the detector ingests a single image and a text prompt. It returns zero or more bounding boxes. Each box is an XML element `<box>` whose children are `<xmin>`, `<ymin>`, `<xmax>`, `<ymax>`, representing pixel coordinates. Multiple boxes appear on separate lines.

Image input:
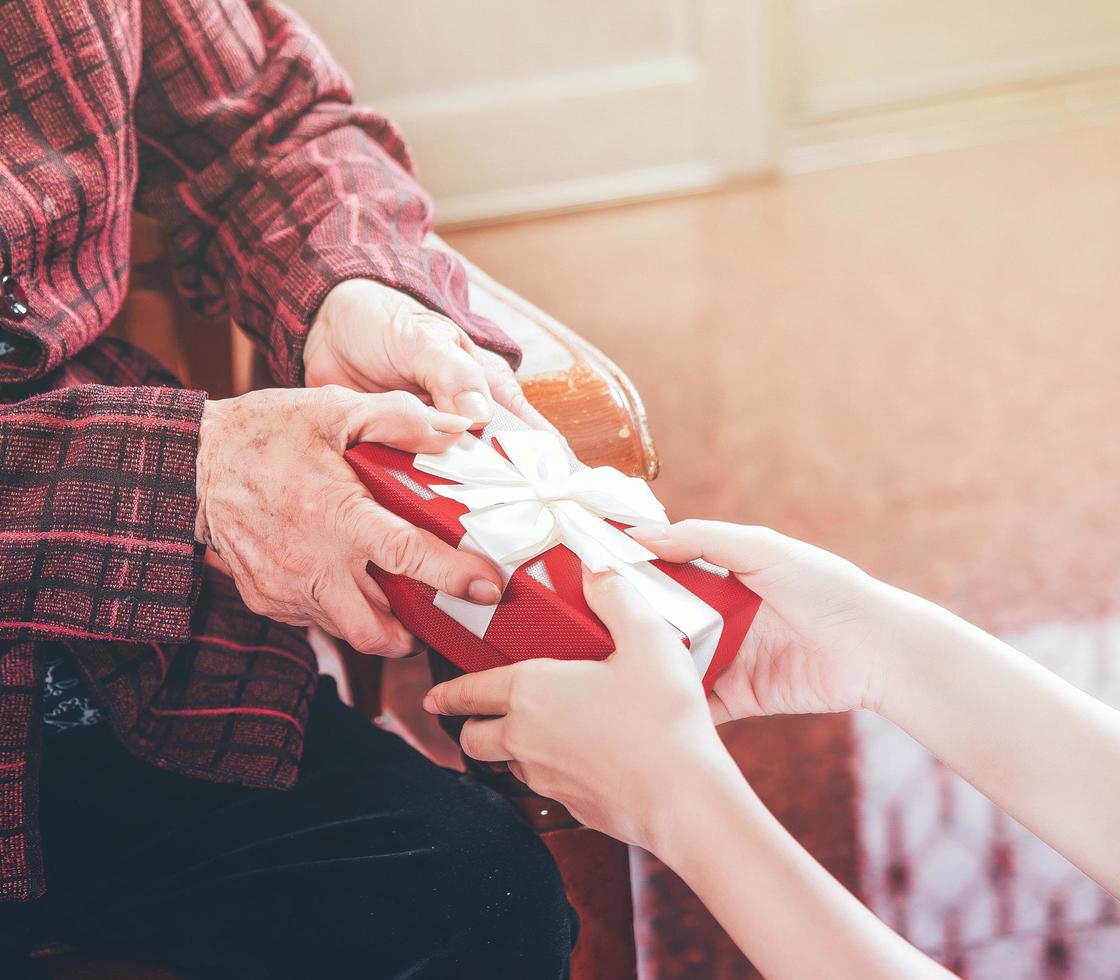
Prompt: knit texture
<box><xmin>0</xmin><ymin>0</ymin><xmax>521</xmax><ymax>902</ymax></box>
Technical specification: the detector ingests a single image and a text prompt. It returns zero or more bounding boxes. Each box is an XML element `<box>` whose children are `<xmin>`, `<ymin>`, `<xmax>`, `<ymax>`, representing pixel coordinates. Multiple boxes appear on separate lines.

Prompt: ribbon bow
<box><xmin>415</xmin><ymin>430</ymin><xmax>666</xmax><ymax>572</ymax></box>
<box><xmin>413</xmin><ymin>430</ymin><xmax>726</xmax><ymax>679</ymax></box>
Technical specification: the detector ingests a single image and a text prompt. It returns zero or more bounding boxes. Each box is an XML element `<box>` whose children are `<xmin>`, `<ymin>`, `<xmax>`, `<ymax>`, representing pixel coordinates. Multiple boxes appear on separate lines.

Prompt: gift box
<box><xmin>345</xmin><ymin>409</ymin><xmax>760</xmax><ymax>691</ymax></box>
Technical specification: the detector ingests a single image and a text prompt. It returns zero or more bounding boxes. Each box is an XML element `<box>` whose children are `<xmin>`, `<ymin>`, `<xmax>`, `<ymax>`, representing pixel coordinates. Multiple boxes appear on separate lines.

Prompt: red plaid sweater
<box><xmin>0</xmin><ymin>0</ymin><xmax>518</xmax><ymax>902</ymax></box>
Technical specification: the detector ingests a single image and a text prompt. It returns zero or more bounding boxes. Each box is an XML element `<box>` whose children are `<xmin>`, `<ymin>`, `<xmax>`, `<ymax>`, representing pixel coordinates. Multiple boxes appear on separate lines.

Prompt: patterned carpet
<box><xmin>856</xmin><ymin>618</ymin><xmax>1120</xmax><ymax>979</ymax></box>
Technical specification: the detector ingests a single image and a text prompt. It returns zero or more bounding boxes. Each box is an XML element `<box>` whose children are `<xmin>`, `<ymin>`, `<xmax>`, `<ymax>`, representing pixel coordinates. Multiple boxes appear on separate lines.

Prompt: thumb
<box><xmin>408</xmin><ymin>319</ymin><xmax>496</xmax><ymax>428</ymax></box>
<box><xmin>626</xmin><ymin>520</ymin><xmax>804</xmax><ymax>582</ymax></box>
<box><xmin>581</xmin><ymin>567</ymin><xmax>678</xmax><ymax>654</ymax></box>
<box><xmin>338</xmin><ymin>389</ymin><xmax>474</xmax><ymax>453</ymax></box>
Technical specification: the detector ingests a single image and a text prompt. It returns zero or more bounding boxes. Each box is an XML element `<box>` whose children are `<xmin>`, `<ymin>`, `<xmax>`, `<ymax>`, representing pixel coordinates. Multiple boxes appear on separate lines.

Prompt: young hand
<box><xmin>426</xmin><ymin>534</ymin><xmax>958</xmax><ymax>979</ymax></box>
<box><xmin>195</xmin><ymin>385</ymin><xmax>503</xmax><ymax>656</ymax></box>
<box><xmin>303</xmin><ymin>278</ymin><xmax>550</xmax><ymax>430</ymax></box>
<box><xmin>627</xmin><ymin>521</ymin><xmax>908</xmax><ymax>722</ymax></box>
<box><xmin>424</xmin><ymin>568</ymin><xmax>731</xmax><ymax>852</ymax></box>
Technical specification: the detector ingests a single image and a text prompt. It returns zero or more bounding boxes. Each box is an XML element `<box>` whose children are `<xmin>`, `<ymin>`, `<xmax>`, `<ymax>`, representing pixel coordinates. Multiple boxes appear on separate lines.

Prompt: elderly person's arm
<box><xmin>0</xmin><ymin>383</ymin><xmax>207</xmax><ymax>644</ymax></box>
<box><xmin>0</xmin><ymin>380</ymin><xmax>498</xmax><ymax>653</ymax></box>
<box><xmin>132</xmin><ymin>0</ymin><xmax>538</xmax><ymax>425</ymax></box>
<box><xmin>118</xmin><ymin>0</ymin><xmax>560</xmax><ymax>648</ymax></box>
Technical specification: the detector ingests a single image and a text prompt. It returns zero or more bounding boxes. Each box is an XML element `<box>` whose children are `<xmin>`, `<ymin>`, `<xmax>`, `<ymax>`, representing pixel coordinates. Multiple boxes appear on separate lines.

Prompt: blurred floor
<box><xmin>444</xmin><ymin>118</ymin><xmax>1120</xmax><ymax>977</ymax></box>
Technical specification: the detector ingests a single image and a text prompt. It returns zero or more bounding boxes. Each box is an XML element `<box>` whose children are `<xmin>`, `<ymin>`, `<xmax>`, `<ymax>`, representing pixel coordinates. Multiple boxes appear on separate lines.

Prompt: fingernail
<box><xmin>422</xmin><ymin>692</ymin><xmax>438</xmax><ymax>713</ymax></box>
<box><xmin>454</xmin><ymin>391</ymin><xmax>493</xmax><ymax>425</ymax></box>
<box><xmin>625</xmin><ymin>522</ymin><xmax>671</xmax><ymax>541</ymax></box>
<box><xmin>430</xmin><ymin>410</ymin><xmax>474</xmax><ymax>434</ymax></box>
<box><xmin>468</xmin><ymin>579</ymin><xmax>503</xmax><ymax>605</ymax></box>
<box><xmin>581</xmin><ymin>565</ymin><xmax>608</xmax><ymax>584</ymax></box>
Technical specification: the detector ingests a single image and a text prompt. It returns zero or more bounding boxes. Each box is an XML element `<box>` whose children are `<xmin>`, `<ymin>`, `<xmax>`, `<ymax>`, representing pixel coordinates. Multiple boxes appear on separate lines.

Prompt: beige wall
<box><xmin>288</xmin><ymin>0</ymin><xmax>1120</xmax><ymax>223</ymax></box>
<box><xmin>793</xmin><ymin>0</ymin><xmax>1120</xmax><ymax>117</ymax></box>
<box><xmin>784</xmin><ymin>0</ymin><xmax>1120</xmax><ymax>171</ymax></box>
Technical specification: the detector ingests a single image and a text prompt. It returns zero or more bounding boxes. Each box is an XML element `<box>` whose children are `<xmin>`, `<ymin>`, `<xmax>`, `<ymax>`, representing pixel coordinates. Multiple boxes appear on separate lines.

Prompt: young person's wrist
<box><xmin>644</xmin><ymin>741</ymin><xmax>762</xmax><ymax>868</ymax></box>
<box><xmin>869</xmin><ymin>587</ymin><xmax>967</xmax><ymax>727</ymax></box>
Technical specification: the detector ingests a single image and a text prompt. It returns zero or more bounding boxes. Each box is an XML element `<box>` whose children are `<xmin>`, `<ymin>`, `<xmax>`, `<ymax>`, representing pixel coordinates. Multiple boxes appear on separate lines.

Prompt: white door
<box><xmin>287</xmin><ymin>0</ymin><xmax>773</xmax><ymax>224</ymax></box>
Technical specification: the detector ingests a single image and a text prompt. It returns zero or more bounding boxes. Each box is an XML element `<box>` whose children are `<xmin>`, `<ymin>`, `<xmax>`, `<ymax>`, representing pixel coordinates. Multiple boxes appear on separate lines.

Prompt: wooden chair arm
<box><xmin>428</xmin><ymin>234</ymin><xmax>659</xmax><ymax>480</ymax></box>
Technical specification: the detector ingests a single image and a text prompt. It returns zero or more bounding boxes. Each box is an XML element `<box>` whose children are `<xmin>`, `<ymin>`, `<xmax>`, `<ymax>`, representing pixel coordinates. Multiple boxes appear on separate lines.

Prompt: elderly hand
<box><xmin>423</xmin><ymin>568</ymin><xmax>729</xmax><ymax>850</ymax></box>
<box><xmin>626</xmin><ymin>521</ymin><xmax>906</xmax><ymax>721</ymax></box>
<box><xmin>303</xmin><ymin>278</ymin><xmax>550</xmax><ymax>430</ymax></box>
<box><xmin>195</xmin><ymin>385</ymin><xmax>504</xmax><ymax>656</ymax></box>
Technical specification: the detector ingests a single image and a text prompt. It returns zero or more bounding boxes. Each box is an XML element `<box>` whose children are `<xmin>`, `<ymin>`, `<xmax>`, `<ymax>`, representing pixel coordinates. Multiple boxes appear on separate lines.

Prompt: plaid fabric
<box><xmin>0</xmin><ymin>0</ymin><xmax>521</xmax><ymax>902</ymax></box>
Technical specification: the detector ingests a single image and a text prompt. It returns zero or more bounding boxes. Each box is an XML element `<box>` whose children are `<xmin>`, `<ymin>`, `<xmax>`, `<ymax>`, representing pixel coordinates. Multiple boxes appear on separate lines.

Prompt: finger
<box><xmin>459</xmin><ymin>717</ymin><xmax>511</xmax><ymax>763</ymax></box>
<box><xmin>475</xmin><ymin>346</ymin><xmax>556</xmax><ymax>432</ymax></box>
<box><xmin>339</xmin><ymin>389</ymin><xmax>474</xmax><ymax>452</ymax></box>
<box><xmin>316</xmin><ymin>576</ymin><xmax>416</xmax><ymax>657</ymax></box>
<box><xmin>351</xmin><ymin>566</ymin><xmax>425</xmax><ymax>656</ymax></box>
<box><xmin>408</xmin><ymin>318</ymin><xmax>495</xmax><ymax>428</ymax></box>
<box><xmin>344</xmin><ymin>497</ymin><xmax>503</xmax><ymax>604</ymax></box>
<box><xmin>625</xmin><ymin>520</ymin><xmax>803</xmax><ymax>577</ymax></box>
<box><xmin>581</xmin><ymin>566</ymin><xmax>678</xmax><ymax>648</ymax></box>
<box><xmin>423</xmin><ymin>666</ymin><xmax>516</xmax><ymax>717</ymax></box>
<box><xmin>508</xmin><ymin>760</ymin><xmax>528</xmax><ymax>784</ymax></box>
<box><xmin>352</xmin><ymin>563</ymin><xmax>391</xmax><ymax>613</ymax></box>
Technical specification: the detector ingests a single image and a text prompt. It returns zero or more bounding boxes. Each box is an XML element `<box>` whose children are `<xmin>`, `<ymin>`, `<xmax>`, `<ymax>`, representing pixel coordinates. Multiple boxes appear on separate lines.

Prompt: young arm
<box><xmin>425</xmin><ymin>568</ymin><xmax>949</xmax><ymax>978</ymax></box>
<box><xmin>630</xmin><ymin>521</ymin><xmax>1120</xmax><ymax>898</ymax></box>
<box><xmin>877</xmin><ymin>595</ymin><xmax>1120</xmax><ymax>895</ymax></box>
<box><xmin>657</xmin><ymin>745</ymin><xmax>951</xmax><ymax>980</ymax></box>
<box><xmin>426</xmin><ymin>519</ymin><xmax>1120</xmax><ymax>971</ymax></box>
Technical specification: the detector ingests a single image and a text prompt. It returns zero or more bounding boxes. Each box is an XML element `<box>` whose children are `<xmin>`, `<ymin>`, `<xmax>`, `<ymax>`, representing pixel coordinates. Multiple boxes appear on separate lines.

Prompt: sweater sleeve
<box><xmin>132</xmin><ymin>0</ymin><xmax>520</xmax><ymax>387</ymax></box>
<box><xmin>0</xmin><ymin>384</ymin><xmax>206</xmax><ymax>643</ymax></box>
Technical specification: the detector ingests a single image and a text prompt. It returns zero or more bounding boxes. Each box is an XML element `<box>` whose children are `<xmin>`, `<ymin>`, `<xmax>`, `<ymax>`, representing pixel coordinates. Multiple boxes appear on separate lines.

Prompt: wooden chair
<box><xmin>33</xmin><ymin>216</ymin><xmax>658</xmax><ymax>980</ymax></box>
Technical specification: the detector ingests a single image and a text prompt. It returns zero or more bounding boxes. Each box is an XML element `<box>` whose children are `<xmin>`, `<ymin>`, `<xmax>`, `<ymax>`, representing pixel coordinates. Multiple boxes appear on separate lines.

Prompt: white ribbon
<box><xmin>414</xmin><ymin>430</ymin><xmax>726</xmax><ymax>678</ymax></box>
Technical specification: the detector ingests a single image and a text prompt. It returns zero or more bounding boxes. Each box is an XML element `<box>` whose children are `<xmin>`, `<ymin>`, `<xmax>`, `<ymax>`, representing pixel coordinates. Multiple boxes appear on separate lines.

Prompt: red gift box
<box><xmin>345</xmin><ymin>411</ymin><xmax>760</xmax><ymax>691</ymax></box>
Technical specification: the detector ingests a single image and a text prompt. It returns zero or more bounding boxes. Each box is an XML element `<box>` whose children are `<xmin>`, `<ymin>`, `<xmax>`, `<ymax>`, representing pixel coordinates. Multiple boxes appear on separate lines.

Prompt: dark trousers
<box><xmin>2</xmin><ymin>679</ymin><xmax>576</xmax><ymax>979</ymax></box>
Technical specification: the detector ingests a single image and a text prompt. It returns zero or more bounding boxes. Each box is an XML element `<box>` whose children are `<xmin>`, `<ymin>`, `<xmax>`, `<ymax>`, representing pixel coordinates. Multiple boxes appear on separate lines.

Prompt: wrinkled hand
<box><xmin>304</xmin><ymin>278</ymin><xmax>550</xmax><ymax>430</ymax></box>
<box><xmin>627</xmin><ymin>521</ymin><xmax>902</xmax><ymax>721</ymax></box>
<box><xmin>194</xmin><ymin>386</ymin><xmax>504</xmax><ymax>656</ymax></box>
<box><xmin>424</xmin><ymin>568</ymin><xmax>726</xmax><ymax>849</ymax></box>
